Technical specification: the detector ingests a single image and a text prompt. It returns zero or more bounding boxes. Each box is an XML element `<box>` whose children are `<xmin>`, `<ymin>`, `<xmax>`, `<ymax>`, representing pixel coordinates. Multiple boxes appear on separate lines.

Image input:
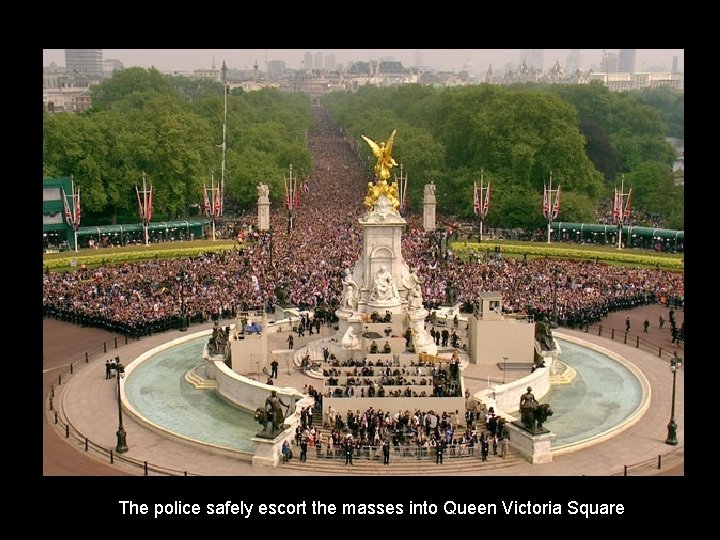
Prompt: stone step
<box><xmin>281</xmin><ymin>450</ymin><xmax>524</xmax><ymax>475</ymax></box>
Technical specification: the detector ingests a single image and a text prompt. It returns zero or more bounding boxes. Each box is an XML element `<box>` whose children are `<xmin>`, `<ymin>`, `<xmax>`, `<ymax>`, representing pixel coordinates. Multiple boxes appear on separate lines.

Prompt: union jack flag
<box><xmin>473</xmin><ymin>182</ymin><xmax>481</xmax><ymax>215</ymax></box>
<box><xmin>202</xmin><ymin>184</ymin><xmax>212</xmax><ymax>217</ymax></box>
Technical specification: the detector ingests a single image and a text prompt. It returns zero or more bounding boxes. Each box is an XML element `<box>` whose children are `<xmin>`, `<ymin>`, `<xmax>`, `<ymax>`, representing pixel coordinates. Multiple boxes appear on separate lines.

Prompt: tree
<box><xmin>90</xmin><ymin>67</ymin><xmax>173</xmax><ymax>111</ymax></box>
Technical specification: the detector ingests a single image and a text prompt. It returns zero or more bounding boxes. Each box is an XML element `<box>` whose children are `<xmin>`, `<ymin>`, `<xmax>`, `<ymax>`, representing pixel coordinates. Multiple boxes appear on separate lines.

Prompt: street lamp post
<box><xmin>114</xmin><ymin>362</ymin><xmax>128</xmax><ymax>453</ymax></box>
<box><xmin>665</xmin><ymin>354</ymin><xmax>683</xmax><ymax>445</ymax></box>
<box><xmin>550</xmin><ymin>266</ymin><xmax>559</xmax><ymax>328</ymax></box>
<box><xmin>177</xmin><ymin>269</ymin><xmax>187</xmax><ymax>332</ymax></box>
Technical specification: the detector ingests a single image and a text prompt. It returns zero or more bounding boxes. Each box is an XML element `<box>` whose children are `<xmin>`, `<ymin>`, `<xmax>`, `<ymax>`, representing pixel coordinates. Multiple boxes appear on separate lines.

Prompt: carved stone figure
<box><xmin>257</xmin><ymin>183</ymin><xmax>269</xmax><ymax>198</ymax></box>
<box><xmin>341</xmin><ymin>326</ymin><xmax>361</xmax><ymax>349</ymax></box>
<box><xmin>371</xmin><ymin>265</ymin><xmax>399</xmax><ymax>302</ymax></box>
<box><xmin>402</xmin><ymin>268</ymin><xmax>425</xmax><ymax>310</ymax></box>
<box><xmin>341</xmin><ymin>268</ymin><xmax>358</xmax><ymax>310</ymax></box>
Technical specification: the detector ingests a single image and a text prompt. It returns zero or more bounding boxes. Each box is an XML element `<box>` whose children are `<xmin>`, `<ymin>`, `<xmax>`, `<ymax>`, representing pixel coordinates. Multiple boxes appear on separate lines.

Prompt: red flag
<box><xmin>473</xmin><ymin>182</ymin><xmax>481</xmax><ymax>215</ymax></box>
<box><xmin>551</xmin><ymin>185</ymin><xmax>560</xmax><ymax>220</ymax></box>
<box><xmin>542</xmin><ymin>183</ymin><xmax>550</xmax><ymax>220</ymax></box>
<box><xmin>284</xmin><ymin>180</ymin><xmax>290</xmax><ymax>210</ymax></box>
<box><xmin>293</xmin><ymin>182</ymin><xmax>299</xmax><ymax>209</ymax></box>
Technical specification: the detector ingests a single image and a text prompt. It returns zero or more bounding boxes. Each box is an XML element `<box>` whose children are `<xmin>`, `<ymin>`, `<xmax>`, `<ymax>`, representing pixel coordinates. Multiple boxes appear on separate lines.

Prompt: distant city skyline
<box><xmin>43</xmin><ymin>49</ymin><xmax>684</xmax><ymax>74</ymax></box>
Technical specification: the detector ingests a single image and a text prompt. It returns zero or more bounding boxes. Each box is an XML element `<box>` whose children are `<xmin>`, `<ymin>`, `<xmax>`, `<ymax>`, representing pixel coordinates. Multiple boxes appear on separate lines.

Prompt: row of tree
<box><xmin>43</xmin><ymin>67</ymin><xmax>313</xmax><ymax>223</ymax></box>
<box><xmin>322</xmin><ymin>82</ymin><xmax>683</xmax><ymax>229</ymax></box>
<box><xmin>44</xmin><ymin>68</ymin><xmax>683</xmax><ymax>229</ymax></box>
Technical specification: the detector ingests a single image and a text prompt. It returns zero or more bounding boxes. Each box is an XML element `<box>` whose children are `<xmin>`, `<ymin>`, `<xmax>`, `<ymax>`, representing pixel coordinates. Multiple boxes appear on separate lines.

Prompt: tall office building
<box><xmin>314</xmin><ymin>52</ymin><xmax>324</xmax><ymax>72</ymax></box>
<box><xmin>414</xmin><ymin>50</ymin><xmax>423</xmax><ymax>67</ymax></box>
<box><xmin>324</xmin><ymin>54</ymin><xmax>336</xmax><ymax>71</ymax></box>
<box><xmin>618</xmin><ymin>49</ymin><xmax>636</xmax><ymax>74</ymax></box>
<box><xmin>65</xmin><ymin>49</ymin><xmax>103</xmax><ymax>77</ymax></box>
<box><xmin>672</xmin><ymin>56</ymin><xmax>679</xmax><ymax>73</ymax></box>
<box><xmin>520</xmin><ymin>49</ymin><xmax>544</xmax><ymax>70</ymax></box>
<box><xmin>304</xmin><ymin>51</ymin><xmax>313</xmax><ymax>70</ymax></box>
<box><xmin>566</xmin><ymin>49</ymin><xmax>581</xmax><ymax>73</ymax></box>
<box><xmin>603</xmin><ymin>51</ymin><xmax>619</xmax><ymax>73</ymax></box>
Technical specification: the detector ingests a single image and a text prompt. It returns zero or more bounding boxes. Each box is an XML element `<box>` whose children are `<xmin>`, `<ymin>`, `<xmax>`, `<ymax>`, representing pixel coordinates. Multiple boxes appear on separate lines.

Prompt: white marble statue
<box><xmin>412</xmin><ymin>319</ymin><xmax>434</xmax><ymax>348</ymax></box>
<box><xmin>257</xmin><ymin>183</ymin><xmax>269</xmax><ymax>199</ymax></box>
<box><xmin>341</xmin><ymin>326</ymin><xmax>361</xmax><ymax>349</ymax></box>
<box><xmin>424</xmin><ymin>182</ymin><xmax>436</xmax><ymax>197</ymax></box>
<box><xmin>402</xmin><ymin>267</ymin><xmax>425</xmax><ymax>311</ymax></box>
<box><xmin>341</xmin><ymin>268</ymin><xmax>358</xmax><ymax>311</ymax></box>
<box><xmin>371</xmin><ymin>265</ymin><xmax>399</xmax><ymax>302</ymax></box>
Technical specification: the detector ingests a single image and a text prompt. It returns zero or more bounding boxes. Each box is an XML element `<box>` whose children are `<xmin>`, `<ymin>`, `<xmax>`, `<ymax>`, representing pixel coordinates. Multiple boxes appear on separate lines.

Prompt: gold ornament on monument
<box><xmin>362</xmin><ymin>129</ymin><xmax>401</xmax><ymax>211</ymax></box>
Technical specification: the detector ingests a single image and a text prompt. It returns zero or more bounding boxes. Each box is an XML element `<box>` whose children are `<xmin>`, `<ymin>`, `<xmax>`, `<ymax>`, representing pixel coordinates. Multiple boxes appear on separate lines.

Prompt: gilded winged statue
<box><xmin>362</xmin><ymin>130</ymin><xmax>398</xmax><ymax>183</ymax></box>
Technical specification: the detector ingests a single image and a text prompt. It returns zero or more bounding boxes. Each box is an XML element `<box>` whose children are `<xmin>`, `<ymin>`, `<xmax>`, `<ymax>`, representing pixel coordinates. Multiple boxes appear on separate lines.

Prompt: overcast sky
<box><xmin>43</xmin><ymin>49</ymin><xmax>683</xmax><ymax>73</ymax></box>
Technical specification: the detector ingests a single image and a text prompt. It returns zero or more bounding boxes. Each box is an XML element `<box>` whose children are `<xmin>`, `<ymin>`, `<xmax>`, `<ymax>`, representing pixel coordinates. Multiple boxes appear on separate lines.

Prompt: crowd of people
<box><xmin>43</xmin><ymin>105</ymin><xmax>684</xmax><ymax>339</ymax></box>
<box><xmin>292</xmin><ymin>402</ymin><xmax>511</xmax><ymax>463</ymax></box>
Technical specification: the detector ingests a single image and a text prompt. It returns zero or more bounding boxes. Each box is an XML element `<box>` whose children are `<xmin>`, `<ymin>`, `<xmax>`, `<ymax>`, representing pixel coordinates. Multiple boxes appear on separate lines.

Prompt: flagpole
<box><xmin>618</xmin><ymin>175</ymin><xmax>624</xmax><ymax>250</ymax></box>
<box><xmin>221</xmin><ymin>83</ymin><xmax>228</xmax><ymax>218</ymax></box>
<box><xmin>547</xmin><ymin>172</ymin><xmax>552</xmax><ymax>244</ymax></box>
<box><xmin>211</xmin><ymin>174</ymin><xmax>216</xmax><ymax>241</ymax></box>
<box><xmin>479</xmin><ymin>172</ymin><xmax>484</xmax><ymax>242</ymax></box>
<box><xmin>72</xmin><ymin>178</ymin><xmax>78</xmax><ymax>252</ymax></box>
<box><xmin>143</xmin><ymin>173</ymin><xmax>149</xmax><ymax>246</ymax></box>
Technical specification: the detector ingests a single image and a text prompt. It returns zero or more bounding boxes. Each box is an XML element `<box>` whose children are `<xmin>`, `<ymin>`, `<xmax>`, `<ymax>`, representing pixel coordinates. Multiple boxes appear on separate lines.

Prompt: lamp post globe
<box><xmin>665</xmin><ymin>354</ymin><xmax>682</xmax><ymax>446</ymax></box>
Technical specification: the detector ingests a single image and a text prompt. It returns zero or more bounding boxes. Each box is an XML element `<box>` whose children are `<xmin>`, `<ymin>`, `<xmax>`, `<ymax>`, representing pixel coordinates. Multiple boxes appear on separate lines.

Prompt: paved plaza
<box><xmin>43</xmin><ymin>303</ymin><xmax>683</xmax><ymax>476</ymax></box>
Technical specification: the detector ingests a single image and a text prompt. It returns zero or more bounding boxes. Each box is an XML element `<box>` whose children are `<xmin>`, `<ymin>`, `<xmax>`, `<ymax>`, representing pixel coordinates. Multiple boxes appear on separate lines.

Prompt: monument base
<box><xmin>274</xmin><ymin>304</ymin><xmax>300</xmax><ymax>321</ymax></box>
<box><xmin>251</xmin><ymin>432</ymin><xmax>292</xmax><ymax>468</ymax></box>
<box><xmin>506</xmin><ymin>422</ymin><xmax>556</xmax><ymax>464</ymax></box>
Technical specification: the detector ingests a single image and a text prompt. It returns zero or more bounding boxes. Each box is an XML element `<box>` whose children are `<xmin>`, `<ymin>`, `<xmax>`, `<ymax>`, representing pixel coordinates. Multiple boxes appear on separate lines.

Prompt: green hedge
<box><xmin>43</xmin><ymin>243</ymin><xmax>239</xmax><ymax>272</ymax></box>
<box><xmin>451</xmin><ymin>241</ymin><xmax>684</xmax><ymax>271</ymax></box>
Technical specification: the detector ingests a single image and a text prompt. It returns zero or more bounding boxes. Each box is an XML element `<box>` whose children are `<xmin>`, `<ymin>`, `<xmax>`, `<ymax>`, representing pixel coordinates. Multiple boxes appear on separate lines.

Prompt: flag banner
<box><xmin>202</xmin><ymin>184</ymin><xmax>212</xmax><ymax>217</ymax></box>
<box><xmin>473</xmin><ymin>182</ymin><xmax>481</xmax><ymax>215</ymax></box>
<box><xmin>481</xmin><ymin>183</ymin><xmax>491</xmax><ymax>218</ymax></box>
<box><xmin>73</xmin><ymin>189</ymin><xmax>81</xmax><ymax>227</ymax></box>
<box><xmin>542</xmin><ymin>183</ymin><xmax>550</xmax><ymax>220</ymax></box>
<box><xmin>135</xmin><ymin>185</ymin><xmax>144</xmax><ymax>221</ymax></box>
<box><xmin>213</xmin><ymin>188</ymin><xmax>222</xmax><ymax>217</ymax></box>
<box><xmin>62</xmin><ymin>188</ymin><xmax>73</xmax><ymax>227</ymax></box>
<box><xmin>623</xmin><ymin>188</ymin><xmax>633</xmax><ymax>220</ymax></box>
<box><xmin>613</xmin><ymin>188</ymin><xmax>622</xmax><ymax>223</ymax></box>
<box><xmin>146</xmin><ymin>186</ymin><xmax>154</xmax><ymax>223</ymax></box>
<box><xmin>551</xmin><ymin>185</ymin><xmax>561</xmax><ymax>220</ymax></box>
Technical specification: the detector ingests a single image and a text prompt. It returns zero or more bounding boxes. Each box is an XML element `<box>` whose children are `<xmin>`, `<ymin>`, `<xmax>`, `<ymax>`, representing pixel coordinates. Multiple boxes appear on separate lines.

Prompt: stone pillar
<box><xmin>423</xmin><ymin>183</ymin><xmax>436</xmax><ymax>232</ymax></box>
<box><xmin>257</xmin><ymin>184</ymin><xmax>270</xmax><ymax>231</ymax></box>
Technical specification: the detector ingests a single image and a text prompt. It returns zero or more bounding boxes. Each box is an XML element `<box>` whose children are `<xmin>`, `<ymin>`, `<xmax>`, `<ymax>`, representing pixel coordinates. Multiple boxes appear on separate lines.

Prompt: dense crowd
<box><xmin>43</xmin><ymin>106</ymin><xmax>684</xmax><ymax>337</ymax></box>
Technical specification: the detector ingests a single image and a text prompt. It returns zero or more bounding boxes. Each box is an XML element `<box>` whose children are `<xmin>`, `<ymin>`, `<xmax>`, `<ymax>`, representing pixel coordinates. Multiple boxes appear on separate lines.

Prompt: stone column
<box><xmin>423</xmin><ymin>183</ymin><xmax>436</xmax><ymax>232</ymax></box>
<box><xmin>257</xmin><ymin>184</ymin><xmax>270</xmax><ymax>231</ymax></box>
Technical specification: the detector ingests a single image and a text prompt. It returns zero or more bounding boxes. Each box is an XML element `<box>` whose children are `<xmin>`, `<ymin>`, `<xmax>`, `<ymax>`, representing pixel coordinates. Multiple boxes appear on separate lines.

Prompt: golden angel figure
<box><xmin>362</xmin><ymin>129</ymin><xmax>398</xmax><ymax>183</ymax></box>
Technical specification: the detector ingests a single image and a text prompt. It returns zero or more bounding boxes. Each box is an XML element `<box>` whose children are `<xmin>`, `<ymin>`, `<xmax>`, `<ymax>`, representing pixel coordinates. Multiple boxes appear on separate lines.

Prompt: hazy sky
<box><xmin>43</xmin><ymin>49</ymin><xmax>684</xmax><ymax>73</ymax></box>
